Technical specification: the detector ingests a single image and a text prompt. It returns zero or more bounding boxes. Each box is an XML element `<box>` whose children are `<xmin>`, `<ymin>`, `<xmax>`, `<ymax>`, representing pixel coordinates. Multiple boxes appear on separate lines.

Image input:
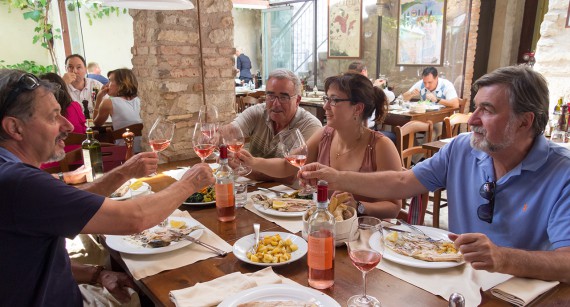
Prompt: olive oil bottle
<box><xmin>81</xmin><ymin>128</ymin><xmax>104</xmax><ymax>182</ymax></box>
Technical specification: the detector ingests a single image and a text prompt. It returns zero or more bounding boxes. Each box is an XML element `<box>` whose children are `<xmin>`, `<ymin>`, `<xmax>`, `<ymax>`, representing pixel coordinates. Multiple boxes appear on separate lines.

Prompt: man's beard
<box><xmin>46</xmin><ymin>133</ymin><xmax>68</xmax><ymax>163</ymax></box>
<box><xmin>470</xmin><ymin>118</ymin><xmax>517</xmax><ymax>153</ymax></box>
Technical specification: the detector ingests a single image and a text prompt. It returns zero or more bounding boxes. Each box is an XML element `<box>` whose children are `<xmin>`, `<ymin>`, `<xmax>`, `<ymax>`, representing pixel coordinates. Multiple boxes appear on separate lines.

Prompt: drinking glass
<box><xmin>279</xmin><ymin>128</ymin><xmax>315</xmax><ymax>196</ymax></box>
<box><xmin>198</xmin><ymin>105</ymin><xmax>220</xmax><ymax>161</ymax></box>
<box><xmin>148</xmin><ymin>117</ymin><xmax>175</xmax><ymax>176</ymax></box>
<box><xmin>346</xmin><ymin>216</ymin><xmax>384</xmax><ymax>307</ymax></box>
<box><xmin>193</xmin><ymin>121</ymin><xmax>218</xmax><ymax>163</ymax></box>
<box><xmin>222</xmin><ymin>124</ymin><xmax>251</xmax><ymax>176</ymax></box>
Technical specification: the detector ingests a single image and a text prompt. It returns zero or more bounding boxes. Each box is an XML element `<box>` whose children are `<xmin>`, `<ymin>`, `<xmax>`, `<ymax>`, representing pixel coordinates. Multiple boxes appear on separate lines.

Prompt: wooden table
<box><xmin>106</xmin><ymin>159</ymin><xmax>570</xmax><ymax>306</ymax></box>
<box><xmin>422</xmin><ymin>139</ymin><xmax>450</xmax><ymax>153</ymax></box>
<box><xmin>384</xmin><ymin>107</ymin><xmax>459</xmax><ymax>130</ymax></box>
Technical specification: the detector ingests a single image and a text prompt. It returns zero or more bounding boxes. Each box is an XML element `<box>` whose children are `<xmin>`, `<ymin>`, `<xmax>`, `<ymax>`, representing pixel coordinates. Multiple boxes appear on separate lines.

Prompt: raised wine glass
<box><xmin>148</xmin><ymin>117</ymin><xmax>175</xmax><ymax>176</ymax></box>
<box><xmin>346</xmin><ymin>216</ymin><xmax>384</xmax><ymax>307</ymax></box>
<box><xmin>193</xmin><ymin>121</ymin><xmax>218</xmax><ymax>163</ymax></box>
<box><xmin>222</xmin><ymin>124</ymin><xmax>251</xmax><ymax>176</ymax></box>
<box><xmin>198</xmin><ymin>105</ymin><xmax>220</xmax><ymax>161</ymax></box>
<box><xmin>280</xmin><ymin>128</ymin><xmax>315</xmax><ymax>196</ymax></box>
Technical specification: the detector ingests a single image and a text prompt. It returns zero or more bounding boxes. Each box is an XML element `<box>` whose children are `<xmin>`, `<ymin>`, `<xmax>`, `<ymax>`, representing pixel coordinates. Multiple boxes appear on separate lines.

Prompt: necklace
<box><xmin>335</xmin><ymin>129</ymin><xmax>364</xmax><ymax>159</ymax></box>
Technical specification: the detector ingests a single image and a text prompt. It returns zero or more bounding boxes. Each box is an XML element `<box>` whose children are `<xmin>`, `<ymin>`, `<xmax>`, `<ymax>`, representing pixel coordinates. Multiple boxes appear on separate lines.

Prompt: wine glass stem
<box><xmin>362</xmin><ymin>271</ymin><xmax>369</xmax><ymax>300</ymax></box>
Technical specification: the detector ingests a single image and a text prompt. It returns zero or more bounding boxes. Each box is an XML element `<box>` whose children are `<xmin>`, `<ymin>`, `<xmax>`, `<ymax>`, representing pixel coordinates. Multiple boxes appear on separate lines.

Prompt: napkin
<box><xmin>490</xmin><ymin>277</ymin><xmax>559</xmax><ymax>306</ymax></box>
<box><xmin>378</xmin><ymin>260</ymin><xmax>512</xmax><ymax>307</ymax></box>
<box><xmin>118</xmin><ymin>210</ymin><xmax>232</xmax><ymax>280</ymax></box>
<box><xmin>164</xmin><ymin>166</ymin><xmax>260</xmax><ymax>185</ymax></box>
<box><xmin>169</xmin><ymin>267</ymin><xmax>297</xmax><ymax>307</ymax></box>
<box><xmin>245</xmin><ymin>186</ymin><xmax>305</xmax><ymax>233</ymax></box>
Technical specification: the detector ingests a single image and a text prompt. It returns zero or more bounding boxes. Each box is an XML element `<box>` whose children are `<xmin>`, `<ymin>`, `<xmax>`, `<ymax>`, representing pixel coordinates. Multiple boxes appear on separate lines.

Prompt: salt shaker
<box><xmin>122</xmin><ymin>128</ymin><xmax>135</xmax><ymax>161</ymax></box>
<box><xmin>448</xmin><ymin>292</ymin><xmax>465</xmax><ymax>307</ymax></box>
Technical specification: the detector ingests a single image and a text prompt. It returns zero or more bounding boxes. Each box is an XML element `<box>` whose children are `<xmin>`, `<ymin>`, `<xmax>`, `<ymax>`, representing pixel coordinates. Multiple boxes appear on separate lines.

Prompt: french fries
<box><xmin>246</xmin><ymin>234</ymin><xmax>299</xmax><ymax>263</ymax></box>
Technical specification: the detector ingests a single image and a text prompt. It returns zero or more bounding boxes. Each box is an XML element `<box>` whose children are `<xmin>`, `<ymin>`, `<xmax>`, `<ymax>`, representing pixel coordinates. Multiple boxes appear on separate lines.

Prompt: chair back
<box><xmin>395</xmin><ymin>120</ymin><xmax>433</xmax><ymax>168</ymax></box>
<box><xmin>65</xmin><ymin>133</ymin><xmax>86</xmax><ymax>146</ymax></box>
<box><xmin>458</xmin><ymin>98</ymin><xmax>468</xmax><ymax>113</ymax></box>
<box><xmin>238</xmin><ymin>96</ymin><xmax>259</xmax><ymax>113</ymax></box>
<box><xmin>443</xmin><ymin>113</ymin><xmax>472</xmax><ymax>139</ymax></box>
<box><xmin>101</xmin><ymin>144</ymin><xmax>127</xmax><ymax>172</ymax></box>
<box><xmin>247</xmin><ymin>91</ymin><xmax>265</xmax><ymax>102</ymax></box>
<box><xmin>394</xmin><ymin>120</ymin><xmax>432</xmax><ymax>225</ymax></box>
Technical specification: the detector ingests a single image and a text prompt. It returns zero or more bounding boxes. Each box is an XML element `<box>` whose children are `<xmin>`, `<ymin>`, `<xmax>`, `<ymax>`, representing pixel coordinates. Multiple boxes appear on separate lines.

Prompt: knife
<box><xmin>383</xmin><ymin>226</ymin><xmax>411</xmax><ymax>234</ymax></box>
<box><xmin>257</xmin><ymin>187</ymin><xmax>286</xmax><ymax>196</ymax></box>
<box><xmin>169</xmin><ymin>230</ymin><xmax>227</xmax><ymax>257</ymax></box>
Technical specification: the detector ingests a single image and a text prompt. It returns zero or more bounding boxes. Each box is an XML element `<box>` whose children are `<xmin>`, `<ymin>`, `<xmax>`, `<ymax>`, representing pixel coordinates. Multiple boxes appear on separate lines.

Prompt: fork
<box><xmin>397</xmin><ymin>219</ymin><xmax>441</xmax><ymax>242</ymax></box>
<box><xmin>258</xmin><ymin>187</ymin><xmax>285</xmax><ymax>197</ymax></box>
<box><xmin>249</xmin><ymin>223</ymin><xmax>260</xmax><ymax>254</ymax></box>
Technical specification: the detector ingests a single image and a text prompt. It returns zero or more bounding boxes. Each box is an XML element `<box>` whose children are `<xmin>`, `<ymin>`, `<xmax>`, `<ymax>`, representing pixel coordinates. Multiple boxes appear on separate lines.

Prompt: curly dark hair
<box><xmin>324</xmin><ymin>72</ymin><xmax>388</xmax><ymax>124</ymax></box>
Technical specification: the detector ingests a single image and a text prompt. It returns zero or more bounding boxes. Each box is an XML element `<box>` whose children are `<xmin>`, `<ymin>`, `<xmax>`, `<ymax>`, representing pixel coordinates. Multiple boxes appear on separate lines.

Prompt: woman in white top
<box><xmin>94</xmin><ymin>68</ymin><xmax>143</xmax><ymax>152</ymax></box>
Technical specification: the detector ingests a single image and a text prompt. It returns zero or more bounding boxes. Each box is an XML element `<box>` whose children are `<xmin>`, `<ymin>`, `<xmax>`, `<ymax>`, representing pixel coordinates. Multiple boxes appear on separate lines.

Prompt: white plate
<box><xmin>425</xmin><ymin>104</ymin><xmax>445</xmax><ymax>110</ymax></box>
<box><xmin>182</xmin><ymin>200</ymin><xmax>216</xmax><ymax>206</ymax></box>
<box><xmin>219</xmin><ymin>284</ymin><xmax>340</xmax><ymax>307</ymax></box>
<box><xmin>106</xmin><ymin>217</ymin><xmax>204</xmax><ymax>255</ymax></box>
<box><xmin>110</xmin><ymin>182</ymin><xmax>151</xmax><ymax>201</ymax></box>
<box><xmin>252</xmin><ymin>200</ymin><xmax>310</xmax><ymax>217</ymax></box>
<box><xmin>233</xmin><ymin>231</ymin><xmax>308</xmax><ymax>266</ymax></box>
<box><xmin>370</xmin><ymin>225</ymin><xmax>465</xmax><ymax>269</ymax></box>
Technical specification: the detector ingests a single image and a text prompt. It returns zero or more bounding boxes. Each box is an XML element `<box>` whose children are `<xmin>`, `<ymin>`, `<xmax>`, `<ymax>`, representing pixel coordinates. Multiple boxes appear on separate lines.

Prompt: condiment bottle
<box><xmin>81</xmin><ymin>128</ymin><xmax>104</xmax><ymax>182</ymax></box>
<box><xmin>122</xmin><ymin>128</ymin><xmax>135</xmax><ymax>160</ymax></box>
<box><xmin>448</xmin><ymin>292</ymin><xmax>465</xmax><ymax>307</ymax></box>
<box><xmin>214</xmin><ymin>145</ymin><xmax>235</xmax><ymax>222</ymax></box>
<box><xmin>307</xmin><ymin>180</ymin><xmax>335</xmax><ymax>289</ymax></box>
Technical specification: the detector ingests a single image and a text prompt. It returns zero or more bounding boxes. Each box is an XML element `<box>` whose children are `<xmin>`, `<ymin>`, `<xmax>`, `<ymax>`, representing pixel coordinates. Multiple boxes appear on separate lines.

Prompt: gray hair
<box><xmin>267</xmin><ymin>69</ymin><xmax>302</xmax><ymax>96</ymax></box>
<box><xmin>473</xmin><ymin>65</ymin><xmax>549</xmax><ymax>137</ymax></box>
<box><xmin>0</xmin><ymin>69</ymin><xmax>56</xmax><ymax>142</ymax></box>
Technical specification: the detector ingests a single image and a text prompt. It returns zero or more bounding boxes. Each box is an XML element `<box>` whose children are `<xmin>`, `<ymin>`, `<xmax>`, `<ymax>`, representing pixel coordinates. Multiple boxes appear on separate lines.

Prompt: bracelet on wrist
<box><xmin>90</xmin><ymin>265</ymin><xmax>105</xmax><ymax>285</ymax></box>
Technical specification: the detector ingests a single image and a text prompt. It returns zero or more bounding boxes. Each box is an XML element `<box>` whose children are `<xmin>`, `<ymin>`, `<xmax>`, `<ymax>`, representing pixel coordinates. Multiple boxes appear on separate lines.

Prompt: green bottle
<box><xmin>82</xmin><ymin>128</ymin><xmax>104</xmax><ymax>182</ymax></box>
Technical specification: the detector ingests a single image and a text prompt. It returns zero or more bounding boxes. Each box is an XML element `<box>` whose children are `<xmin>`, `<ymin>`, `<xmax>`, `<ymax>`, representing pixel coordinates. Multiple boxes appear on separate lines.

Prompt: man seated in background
<box><xmin>87</xmin><ymin>62</ymin><xmax>109</xmax><ymax>85</ymax></box>
<box><xmin>301</xmin><ymin>65</ymin><xmax>570</xmax><ymax>283</ymax></box>
<box><xmin>62</xmin><ymin>54</ymin><xmax>104</xmax><ymax>118</ymax></box>
<box><xmin>228</xmin><ymin>68</ymin><xmax>322</xmax><ymax>183</ymax></box>
<box><xmin>0</xmin><ymin>69</ymin><xmax>215</xmax><ymax>306</ymax></box>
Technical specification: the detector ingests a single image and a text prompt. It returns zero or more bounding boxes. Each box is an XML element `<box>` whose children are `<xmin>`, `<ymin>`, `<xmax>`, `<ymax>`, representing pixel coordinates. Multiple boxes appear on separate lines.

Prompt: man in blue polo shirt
<box><xmin>300</xmin><ymin>65</ymin><xmax>570</xmax><ymax>283</ymax></box>
<box><xmin>0</xmin><ymin>69</ymin><xmax>215</xmax><ymax>306</ymax></box>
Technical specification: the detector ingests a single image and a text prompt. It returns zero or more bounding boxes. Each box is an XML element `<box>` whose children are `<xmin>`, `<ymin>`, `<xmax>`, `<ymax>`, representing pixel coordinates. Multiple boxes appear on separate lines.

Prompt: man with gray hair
<box><xmin>230</xmin><ymin>68</ymin><xmax>322</xmax><ymax>182</ymax></box>
<box><xmin>235</xmin><ymin>48</ymin><xmax>253</xmax><ymax>84</ymax></box>
<box><xmin>301</xmin><ymin>65</ymin><xmax>570</xmax><ymax>282</ymax></box>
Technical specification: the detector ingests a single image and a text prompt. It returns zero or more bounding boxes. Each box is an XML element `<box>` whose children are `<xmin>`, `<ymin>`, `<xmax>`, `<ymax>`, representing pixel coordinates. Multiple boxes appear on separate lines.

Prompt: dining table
<box><xmin>102</xmin><ymin>158</ymin><xmax>570</xmax><ymax>307</ymax></box>
<box><xmin>383</xmin><ymin>106</ymin><xmax>459</xmax><ymax>132</ymax></box>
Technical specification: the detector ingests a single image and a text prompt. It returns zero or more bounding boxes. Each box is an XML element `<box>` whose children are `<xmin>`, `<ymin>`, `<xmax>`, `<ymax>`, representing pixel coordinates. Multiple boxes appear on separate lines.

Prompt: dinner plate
<box><xmin>106</xmin><ymin>217</ymin><xmax>204</xmax><ymax>255</ymax></box>
<box><xmin>370</xmin><ymin>225</ymin><xmax>465</xmax><ymax>269</ymax></box>
<box><xmin>110</xmin><ymin>182</ymin><xmax>151</xmax><ymax>201</ymax></box>
<box><xmin>218</xmin><ymin>284</ymin><xmax>340</xmax><ymax>307</ymax></box>
<box><xmin>233</xmin><ymin>231</ymin><xmax>308</xmax><ymax>267</ymax></box>
<box><xmin>252</xmin><ymin>200</ymin><xmax>310</xmax><ymax>217</ymax></box>
<box><xmin>182</xmin><ymin>200</ymin><xmax>216</xmax><ymax>206</ymax></box>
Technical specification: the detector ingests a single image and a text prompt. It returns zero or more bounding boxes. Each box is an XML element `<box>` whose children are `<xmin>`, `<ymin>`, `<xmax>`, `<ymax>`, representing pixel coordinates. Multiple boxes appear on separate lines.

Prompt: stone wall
<box><xmin>461</xmin><ymin>0</ymin><xmax>481</xmax><ymax>108</ymax></box>
<box><xmin>131</xmin><ymin>0</ymin><xmax>235</xmax><ymax>162</ymax></box>
<box><xmin>534</xmin><ymin>0</ymin><xmax>570</xmax><ymax>113</ymax></box>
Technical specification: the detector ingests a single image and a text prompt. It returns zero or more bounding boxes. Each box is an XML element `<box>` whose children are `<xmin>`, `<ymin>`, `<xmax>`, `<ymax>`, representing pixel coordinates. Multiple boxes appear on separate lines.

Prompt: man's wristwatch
<box><xmin>356</xmin><ymin>201</ymin><xmax>365</xmax><ymax>216</ymax></box>
<box><xmin>58</xmin><ymin>172</ymin><xmax>65</xmax><ymax>183</ymax></box>
<box><xmin>436</xmin><ymin>98</ymin><xmax>441</xmax><ymax>103</ymax></box>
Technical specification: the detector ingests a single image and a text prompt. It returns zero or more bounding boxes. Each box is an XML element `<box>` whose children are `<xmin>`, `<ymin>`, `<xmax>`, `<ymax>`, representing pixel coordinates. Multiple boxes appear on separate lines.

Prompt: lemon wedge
<box><xmin>129</xmin><ymin>180</ymin><xmax>144</xmax><ymax>191</ymax></box>
<box><xmin>169</xmin><ymin>220</ymin><xmax>186</xmax><ymax>229</ymax></box>
<box><xmin>272</xmin><ymin>200</ymin><xmax>287</xmax><ymax>209</ymax></box>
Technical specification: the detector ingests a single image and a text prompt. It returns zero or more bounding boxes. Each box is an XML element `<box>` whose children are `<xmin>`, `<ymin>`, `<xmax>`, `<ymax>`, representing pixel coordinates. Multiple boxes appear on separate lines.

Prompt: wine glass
<box><xmin>193</xmin><ymin>121</ymin><xmax>218</xmax><ymax>163</ymax></box>
<box><xmin>346</xmin><ymin>216</ymin><xmax>384</xmax><ymax>307</ymax></box>
<box><xmin>198</xmin><ymin>105</ymin><xmax>220</xmax><ymax>161</ymax></box>
<box><xmin>148</xmin><ymin>117</ymin><xmax>175</xmax><ymax>176</ymax></box>
<box><xmin>279</xmin><ymin>128</ymin><xmax>315</xmax><ymax>196</ymax></box>
<box><xmin>222</xmin><ymin>124</ymin><xmax>251</xmax><ymax>176</ymax></box>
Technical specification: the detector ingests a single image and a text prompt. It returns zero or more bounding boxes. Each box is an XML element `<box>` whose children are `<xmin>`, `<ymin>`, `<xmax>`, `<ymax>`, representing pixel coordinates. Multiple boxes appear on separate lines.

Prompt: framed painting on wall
<box><xmin>328</xmin><ymin>0</ymin><xmax>363</xmax><ymax>59</ymax></box>
<box><xmin>396</xmin><ymin>0</ymin><xmax>447</xmax><ymax>66</ymax></box>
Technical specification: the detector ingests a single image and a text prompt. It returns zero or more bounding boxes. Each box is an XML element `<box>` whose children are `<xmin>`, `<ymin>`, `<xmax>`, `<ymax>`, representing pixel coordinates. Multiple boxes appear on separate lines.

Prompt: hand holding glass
<box><xmin>193</xmin><ymin>122</ymin><xmax>218</xmax><ymax>163</ymax></box>
<box><xmin>346</xmin><ymin>217</ymin><xmax>384</xmax><ymax>307</ymax></box>
<box><xmin>198</xmin><ymin>105</ymin><xmax>220</xmax><ymax>160</ymax></box>
<box><xmin>280</xmin><ymin>129</ymin><xmax>314</xmax><ymax>196</ymax></box>
<box><xmin>149</xmin><ymin>117</ymin><xmax>175</xmax><ymax>153</ymax></box>
<box><xmin>222</xmin><ymin>125</ymin><xmax>251</xmax><ymax>176</ymax></box>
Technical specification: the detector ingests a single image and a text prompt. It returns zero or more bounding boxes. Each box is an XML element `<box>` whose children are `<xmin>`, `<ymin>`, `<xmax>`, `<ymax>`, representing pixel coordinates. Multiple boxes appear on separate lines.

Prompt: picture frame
<box><xmin>396</xmin><ymin>0</ymin><xmax>447</xmax><ymax>66</ymax></box>
<box><xmin>566</xmin><ymin>0</ymin><xmax>570</xmax><ymax>28</ymax></box>
<box><xmin>327</xmin><ymin>0</ymin><xmax>363</xmax><ymax>59</ymax></box>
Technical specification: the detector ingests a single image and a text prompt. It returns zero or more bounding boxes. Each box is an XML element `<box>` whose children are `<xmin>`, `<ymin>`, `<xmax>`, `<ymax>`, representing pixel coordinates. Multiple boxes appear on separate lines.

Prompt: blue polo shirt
<box><xmin>413</xmin><ymin>133</ymin><xmax>570</xmax><ymax>251</ymax></box>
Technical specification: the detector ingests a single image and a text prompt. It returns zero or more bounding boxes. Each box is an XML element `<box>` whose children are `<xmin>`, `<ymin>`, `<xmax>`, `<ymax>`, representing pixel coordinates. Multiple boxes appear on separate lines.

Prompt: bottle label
<box><xmin>308</xmin><ymin>234</ymin><xmax>334</xmax><ymax>270</ymax></box>
<box><xmin>82</xmin><ymin>149</ymin><xmax>94</xmax><ymax>182</ymax></box>
<box><xmin>215</xmin><ymin>183</ymin><xmax>235</xmax><ymax>207</ymax></box>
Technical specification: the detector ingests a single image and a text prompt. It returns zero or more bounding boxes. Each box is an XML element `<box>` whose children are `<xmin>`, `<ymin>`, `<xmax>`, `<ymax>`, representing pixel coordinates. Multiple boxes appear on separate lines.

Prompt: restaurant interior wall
<box><xmin>232</xmin><ymin>8</ymin><xmax>262</xmax><ymax>75</ymax></box>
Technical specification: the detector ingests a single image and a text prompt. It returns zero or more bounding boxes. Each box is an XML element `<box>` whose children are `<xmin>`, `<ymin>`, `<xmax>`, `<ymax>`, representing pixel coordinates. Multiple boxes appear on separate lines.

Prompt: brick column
<box><xmin>131</xmin><ymin>0</ymin><xmax>235</xmax><ymax>162</ymax></box>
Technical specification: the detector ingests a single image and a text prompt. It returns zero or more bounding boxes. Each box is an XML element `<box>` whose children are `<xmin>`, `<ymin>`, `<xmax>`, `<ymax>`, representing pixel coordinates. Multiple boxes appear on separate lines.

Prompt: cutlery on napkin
<box><xmin>490</xmin><ymin>277</ymin><xmax>559</xmax><ymax>306</ymax></box>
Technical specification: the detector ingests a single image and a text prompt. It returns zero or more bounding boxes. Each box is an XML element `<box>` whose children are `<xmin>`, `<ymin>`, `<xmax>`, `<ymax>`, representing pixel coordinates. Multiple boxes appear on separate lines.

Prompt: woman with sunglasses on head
<box><xmin>92</xmin><ymin>68</ymin><xmax>142</xmax><ymax>152</ymax></box>
<box><xmin>237</xmin><ymin>72</ymin><xmax>402</xmax><ymax>218</ymax></box>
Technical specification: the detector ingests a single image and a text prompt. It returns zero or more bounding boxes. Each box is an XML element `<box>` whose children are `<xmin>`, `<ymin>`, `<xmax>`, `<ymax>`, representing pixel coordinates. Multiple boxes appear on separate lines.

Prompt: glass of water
<box><xmin>234</xmin><ymin>182</ymin><xmax>248</xmax><ymax>208</ymax></box>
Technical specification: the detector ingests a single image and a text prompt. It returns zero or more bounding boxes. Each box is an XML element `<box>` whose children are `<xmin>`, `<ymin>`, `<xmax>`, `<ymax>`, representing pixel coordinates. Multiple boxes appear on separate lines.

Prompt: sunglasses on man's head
<box><xmin>477</xmin><ymin>181</ymin><xmax>496</xmax><ymax>223</ymax></box>
<box><xmin>1</xmin><ymin>73</ymin><xmax>41</xmax><ymax>118</ymax></box>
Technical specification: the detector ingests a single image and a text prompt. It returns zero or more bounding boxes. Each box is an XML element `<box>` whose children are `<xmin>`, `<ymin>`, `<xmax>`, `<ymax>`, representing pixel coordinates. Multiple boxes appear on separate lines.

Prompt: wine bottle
<box><xmin>307</xmin><ymin>180</ymin><xmax>335</xmax><ymax>289</ymax></box>
<box><xmin>81</xmin><ymin>128</ymin><xmax>104</xmax><ymax>182</ymax></box>
<box><xmin>214</xmin><ymin>145</ymin><xmax>235</xmax><ymax>222</ymax></box>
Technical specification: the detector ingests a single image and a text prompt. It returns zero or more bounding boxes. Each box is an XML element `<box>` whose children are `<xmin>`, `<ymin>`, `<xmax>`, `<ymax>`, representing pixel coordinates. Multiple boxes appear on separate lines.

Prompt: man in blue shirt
<box><xmin>0</xmin><ymin>69</ymin><xmax>215</xmax><ymax>306</ymax></box>
<box><xmin>403</xmin><ymin>66</ymin><xmax>459</xmax><ymax>108</ymax></box>
<box><xmin>236</xmin><ymin>48</ymin><xmax>253</xmax><ymax>84</ymax></box>
<box><xmin>300</xmin><ymin>65</ymin><xmax>570</xmax><ymax>283</ymax></box>
<box><xmin>87</xmin><ymin>62</ymin><xmax>109</xmax><ymax>85</ymax></box>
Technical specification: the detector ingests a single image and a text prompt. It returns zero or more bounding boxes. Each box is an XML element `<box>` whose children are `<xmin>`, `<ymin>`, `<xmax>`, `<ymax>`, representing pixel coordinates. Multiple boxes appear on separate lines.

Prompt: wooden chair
<box><xmin>247</xmin><ymin>91</ymin><xmax>265</xmax><ymax>102</ymax></box>
<box><xmin>430</xmin><ymin>112</ymin><xmax>472</xmax><ymax>228</ymax></box>
<box><xmin>101</xmin><ymin>143</ymin><xmax>127</xmax><ymax>172</ymax></box>
<box><xmin>44</xmin><ymin>148</ymin><xmax>83</xmax><ymax>173</ymax></box>
<box><xmin>394</xmin><ymin>120</ymin><xmax>432</xmax><ymax>225</ymax></box>
<box><xmin>238</xmin><ymin>96</ymin><xmax>259</xmax><ymax>113</ymax></box>
<box><xmin>65</xmin><ymin>133</ymin><xmax>86</xmax><ymax>146</ymax></box>
<box><xmin>457</xmin><ymin>97</ymin><xmax>468</xmax><ymax>114</ymax></box>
